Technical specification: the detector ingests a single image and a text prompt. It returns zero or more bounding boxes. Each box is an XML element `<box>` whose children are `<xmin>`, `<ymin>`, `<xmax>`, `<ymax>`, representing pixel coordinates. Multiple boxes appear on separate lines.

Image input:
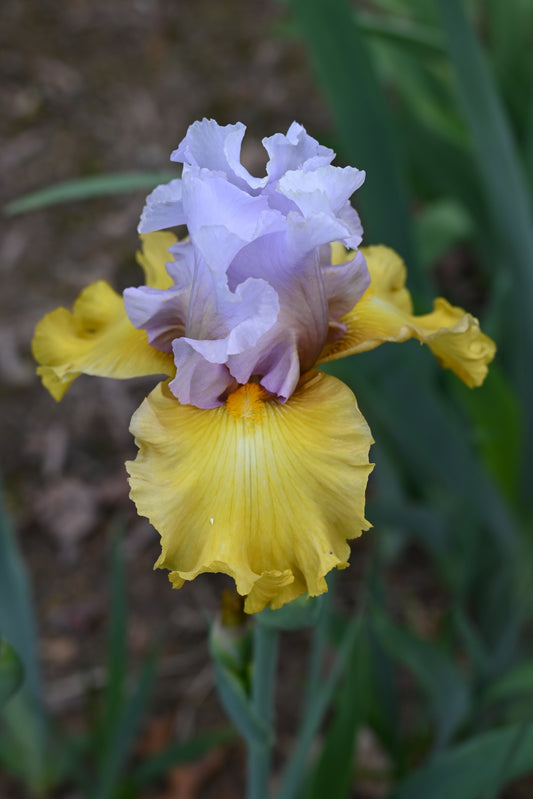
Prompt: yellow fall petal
<box><xmin>137</xmin><ymin>231</ymin><xmax>178</xmax><ymax>289</ymax></box>
<box><xmin>320</xmin><ymin>245</ymin><xmax>496</xmax><ymax>387</ymax></box>
<box><xmin>32</xmin><ymin>280</ymin><xmax>174</xmax><ymax>401</ymax></box>
<box><xmin>127</xmin><ymin>371</ymin><xmax>374</xmax><ymax>614</ymax></box>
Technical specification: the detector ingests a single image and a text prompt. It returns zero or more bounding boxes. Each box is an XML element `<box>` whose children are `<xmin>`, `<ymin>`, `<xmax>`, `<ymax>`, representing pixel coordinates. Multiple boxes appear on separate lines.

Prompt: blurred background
<box><xmin>2</xmin><ymin>0</ymin><xmax>533</xmax><ymax>797</ymax></box>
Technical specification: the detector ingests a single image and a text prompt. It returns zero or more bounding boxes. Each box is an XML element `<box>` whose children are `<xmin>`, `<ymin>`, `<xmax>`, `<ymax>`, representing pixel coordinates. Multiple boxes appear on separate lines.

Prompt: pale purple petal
<box><xmin>181</xmin><ymin>168</ymin><xmax>284</xmax><ymax>270</ymax></box>
<box><xmin>285</xmin><ymin>212</ymin><xmax>359</xmax><ymax>263</ymax></box>
<box><xmin>171</xmin><ymin>119</ymin><xmax>265</xmax><ymax>192</ymax></box>
<box><xmin>337</xmin><ymin>204</ymin><xmax>364</xmax><ymax>250</ymax></box>
<box><xmin>166</xmin><ymin>240</ymin><xmax>195</xmax><ymax>288</ymax></box>
<box><xmin>138</xmin><ymin>179</ymin><xmax>185</xmax><ymax>234</ymax></box>
<box><xmin>322</xmin><ymin>249</ymin><xmax>370</xmax><ymax>339</ymax></box>
<box><xmin>258</xmin><ymin>337</ymin><xmax>301</xmax><ymax>400</ymax></box>
<box><xmin>227</xmin><ymin>231</ymin><xmax>329</xmax><ymax>380</ymax></box>
<box><xmin>170</xmin><ymin>340</ymin><xmax>237</xmax><ymax>408</ymax></box>
<box><xmin>228</xmin><ymin>332</ymin><xmax>301</xmax><ymax>402</ymax></box>
<box><xmin>277</xmin><ymin>165</ymin><xmax>365</xmax><ymax>218</ymax></box>
<box><xmin>263</xmin><ymin>122</ymin><xmax>334</xmax><ymax>182</ymax></box>
<box><xmin>123</xmin><ymin>285</ymin><xmax>189</xmax><ymax>352</ymax></box>
<box><xmin>180</xmin><ymin>277</ymin><xmax>279</xmax><ymax>363</ymax></box>
<box><xmin>133</xmin><ymin>120</ymin><xmax>369</xmax><ymax>407</ymax></box>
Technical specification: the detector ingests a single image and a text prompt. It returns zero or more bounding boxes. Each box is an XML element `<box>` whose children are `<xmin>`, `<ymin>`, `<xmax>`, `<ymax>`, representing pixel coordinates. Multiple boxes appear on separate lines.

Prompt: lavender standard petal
<box><xmin>123</xmin><ymin>284</ymin><xmax>189</xmax><ymax>351</ymax></box>
<box><xmin>226</xmin><ymin>231</ymin><xmax>329</xmax><ymax>386</ymax></box>
<box><xmin>277</xmin><ymin>165</ymin><xmax>365</xmax><ymax>218</ymax></box>
<box><xmin>138</xmin><ymin>179</ymin><xmax>185</xmax><ymax>234</ymax></box>
<box><xmin>133</xmin><ymin>120</ymin><xmax>369</xmax><ymax>407</ymax></box>
<box><xmin>321</xmin><ymin>249</ymin><xmax>370</xmax><ymax>339</ymax></box>
<box><xmin>170</xmin><ymin>340</ymin><xmax>237</xmax><ymax>408</ymax></box>
<box><xmin>171</xmin><ymin>119</ymin><xmax>265</xmax><ymax>193</ymax></box>
<box><xmin>181</xmin><ymin>167</ymin><xmax>285</xmax><ymax>268</ymax></box>
<box><xmin>182</xmin><ymin>277</ymin><xmax>279</xmax><ymax>363</ymax></box>
<box><xmin>263</xmin><ymin>122</ymin><xmax>335</xmax><ymax>182</ymax></box>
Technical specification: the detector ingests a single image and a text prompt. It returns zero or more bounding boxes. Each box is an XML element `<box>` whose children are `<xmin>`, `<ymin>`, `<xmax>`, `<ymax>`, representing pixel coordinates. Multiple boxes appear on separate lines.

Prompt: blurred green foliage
<box><xmin>284</xmin><ymin>0</ymin><xmax>533</xmax><ymax>796</ymax></box>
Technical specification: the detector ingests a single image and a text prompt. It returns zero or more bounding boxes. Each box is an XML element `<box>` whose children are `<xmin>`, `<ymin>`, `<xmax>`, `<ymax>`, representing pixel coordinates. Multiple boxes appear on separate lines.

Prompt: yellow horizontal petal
<box><xmin>320</xmin><ymin>245</ymin><xmax>496</xmax><ymax>387</ymax></box>
<box><xmin>32</xmin><ymin>281</ymin><xmax>174</xmax><ymax>400</ymax></box>
<box><xmin>127</xmin><ymin>371</ymin><xmax>374</xmax><ymax>613</ymax></box>
<box><xmin>137</xmin><ymin>231</ymin><xmax>178</xmax><ymax>289</ymax></box>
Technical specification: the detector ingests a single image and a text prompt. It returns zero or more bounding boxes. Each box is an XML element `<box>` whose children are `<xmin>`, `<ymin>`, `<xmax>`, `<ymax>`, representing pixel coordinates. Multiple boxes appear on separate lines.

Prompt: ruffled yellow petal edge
<box><xmin>319</xmin><ymin>244</ymin><xmax>496</xmax><ymax>388</ymax></box>
<box><xmin>32</xmin><ymin>232</ymin><xmax>177</xmax><ymax>400</ymax></box>
<box><xmin>127</xmin><ymin>371</ymin><xmax>374</xmax><ymax>614</ymax></box>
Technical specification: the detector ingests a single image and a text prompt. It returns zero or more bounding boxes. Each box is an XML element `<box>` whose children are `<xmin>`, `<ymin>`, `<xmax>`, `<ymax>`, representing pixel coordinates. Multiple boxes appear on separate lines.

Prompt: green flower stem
<box><xmin>278</xmin><ymin>615</ymin><xmax>361</xmax><ymax>799</ymax></box>
<box><xmin>247</xmin><ymin>620</ymin><xmax>279</xmax><ymax>799</ymax></box>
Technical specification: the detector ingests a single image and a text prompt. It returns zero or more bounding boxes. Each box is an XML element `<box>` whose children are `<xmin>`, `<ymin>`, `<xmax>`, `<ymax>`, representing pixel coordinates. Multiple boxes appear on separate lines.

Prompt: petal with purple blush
<box><xmin>180</xmin><ymin>277</ymin><xmax>279</xmax><ymax>364</ymax></box>
<box><xmin>170</xmin><ymin>339</ymin><xmax>236</xmax><ymax>408</ymax></box>
<box><xmin>123</xmin><ymin>284</ymin><xmax>189</xmax><ymax>352</ymax></box>
<box><xmin>322</xmin><ymin>249</ymin><xmax>370</xmax><ymax>335</ymax></box>
<box><xmin>134</xmin><ymin>120</ymin><xmax>368</xmax><ymax>406</ymax></box>
<box><xmin>227</xmin><ymin>231</ymin><xmax>329</xmax><ymax>383</ymax></box>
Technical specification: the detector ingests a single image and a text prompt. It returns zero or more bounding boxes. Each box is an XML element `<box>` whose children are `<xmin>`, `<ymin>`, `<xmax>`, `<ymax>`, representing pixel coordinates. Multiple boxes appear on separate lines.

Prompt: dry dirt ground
<box><xmin>0</xmin><ymin>2</ymin><xmax>343</xmax><ymax>797</ymax></box>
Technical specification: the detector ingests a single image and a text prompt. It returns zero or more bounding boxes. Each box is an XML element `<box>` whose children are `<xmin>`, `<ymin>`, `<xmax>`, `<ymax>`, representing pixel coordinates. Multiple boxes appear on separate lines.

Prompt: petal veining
<box><xmin>127</xmin><ymin>371</ymin><xmax>374</xmax><ymax>613</ymax></box>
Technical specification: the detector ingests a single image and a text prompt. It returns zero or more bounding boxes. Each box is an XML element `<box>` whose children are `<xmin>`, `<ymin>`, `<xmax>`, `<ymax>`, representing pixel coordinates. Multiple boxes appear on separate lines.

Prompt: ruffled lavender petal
<box><xmin>171</xmin><ymin>120</ymin><xmax>265</xmax><ymax>192</ymax></box>
<box><xmin>124</xmin><ymin>240</ymin><xmax>195</xmax><ymax>351</ymax></box>
<box><xmin>170</xmin><ymin>341</ymin><xmax>236</xmax><ymax>408</ymax></box>
<box><xmin>132</xmin><ymin>119</ymin><xmax>370</xmax><ymax>407</ymax></box>
<box><xmin>138</xmin><ymin>179</ymin><xmax>185</xmax><ymax>234</ymax></box>
<box><xmin>228</xmin><ymin>331</ymin><xmax>301</xmax><ymax>402</ymax></box>
<box><xmin>321</xmin><ymin>249</ymin><xmax>370</xmax><ymax>340</ymax></box>
<box><xmin>181</xmin><ymin>169</ymin><xmax>285</xmax><ymax>271</ymax></box>
<box><xmin>263</xmin><ymin>122</ymin><xmax>335</xmax><ymax>181</ymax></box>
<box><xmin>277</xmin><ymin>165</ymin><xmax>365</xmax><ymax>217</ymax></box>
<box><xmin>284</xmin><ymin>211</ymin><xmax>360</xmax><ymax>266</ymax></box>
<box><xmin>166</xmin><ymin>240</ymin><xmax>195</xmax><ymax>287</ymax></box>
<box><xmin>226</xmin><ymin>231</ymin><xmax>329</xmax><ymax>388</ymax></box>
<box><xmin>181</xmin><ymin>277</ymin><xmax>279</xmax><ymax>363</ymax></box>
<box><xmin>336</xmin><ymin>204</ymin><xmax>364</xmax><ymax>250</ymax></box>
<box><xmin>123</xmin><ymin>285</ymin><xmax>189</xmax><ymax>352</ymax></box>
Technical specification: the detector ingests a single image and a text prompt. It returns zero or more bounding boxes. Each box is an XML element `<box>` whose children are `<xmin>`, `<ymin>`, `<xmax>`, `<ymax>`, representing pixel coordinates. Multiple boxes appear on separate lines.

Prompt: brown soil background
<box><xmin>2</xmin><ymin>2</ymin><xmax>530</xmax><ymax>798</ymax></box>
<box><xmin>0</xmin><ymin>2</ymin><xmax>345</xmax><ymax>797</ymax></box>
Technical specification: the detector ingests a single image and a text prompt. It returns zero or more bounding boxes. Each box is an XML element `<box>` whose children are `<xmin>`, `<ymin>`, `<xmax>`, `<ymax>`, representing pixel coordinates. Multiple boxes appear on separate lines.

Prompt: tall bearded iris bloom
<box><xmin>32</xmin><ymin>120</ymin><xmax>495</xmax><ymax>613</ymax></box>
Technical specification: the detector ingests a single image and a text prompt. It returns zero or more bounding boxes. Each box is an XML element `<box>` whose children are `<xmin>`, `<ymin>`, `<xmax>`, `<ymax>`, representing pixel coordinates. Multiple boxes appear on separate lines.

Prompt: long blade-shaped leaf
<box><xmin>0</xmin><ymin>638</ymin><xmax>24</xmax><ymax>707</ymax></box>
<box><xmin>435</xmin><ymin>0</ymin><xmax>533</xmax><ymax>497</ymax></box>
<box><xmin>0</xmin><ymin>480</ymin><xmax>48</xmax><ymax>791</ymax></box>
<box><xmin>288</xmin><ymin>0</ymin><xmax>422</xmax><ymax>296</ymax></box>
<box><xmin>305</xmin><ymin>618</ymin><xmax>371</xmax><ymax>799</ymax></box>
<box><xmin>0</xmin><ymin>482</ymin><xmax>41</xmax><ymax>700</ymax></box>
<box><xmin>372</xmin><ymin>609</ymin><xmax>470</xmax><ymax>750</ymax></box>
<box><xmin>278</xmin><ymin>614</ymin><xmax>362</xmax><ymax>799</ymax></box>
<box><xmin>389</xmin><ymin>721</ymin><xmax>533</xmax><ymax>799</ymax></box>
<box><xmin>3</xmin><ymin>171</ymin><xmax>176</xmax><ymax>215</ymax></box>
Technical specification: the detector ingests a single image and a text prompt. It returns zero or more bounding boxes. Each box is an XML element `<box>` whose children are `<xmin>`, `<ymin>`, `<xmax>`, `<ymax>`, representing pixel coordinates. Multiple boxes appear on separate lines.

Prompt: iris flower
<box><xmin>32</xmin><ymin>120</ymin><xmax>495</xmax><ymax>613</ymax></box>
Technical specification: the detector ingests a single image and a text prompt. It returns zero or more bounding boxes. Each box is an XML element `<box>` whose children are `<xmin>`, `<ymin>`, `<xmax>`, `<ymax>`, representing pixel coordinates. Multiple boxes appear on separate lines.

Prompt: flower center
<box><xmin>226</xmin><ymin>382</ymin><xmax>269</xmax><ymax>425</ymax></box>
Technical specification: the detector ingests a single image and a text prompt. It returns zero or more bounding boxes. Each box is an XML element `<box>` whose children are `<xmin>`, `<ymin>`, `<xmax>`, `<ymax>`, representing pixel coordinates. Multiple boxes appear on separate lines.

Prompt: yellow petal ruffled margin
<box><xmin>320</xmin><ymin>245</ymin><xmax>496</xmax><ymax>388</ymax></box>
<box><xmin>32</xmin><ymin>280</ymin><xmax>174</xmax><ymax>400</ymax></box>
<box><xmin>127</xmin><ymin>371</ymin><xmax>374</xmax><ymax>613</ymax></box>
<box><xmin>32</xmin><ymin>232</ymin><xmax>177</xmax><ymax>401</ymax></box>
